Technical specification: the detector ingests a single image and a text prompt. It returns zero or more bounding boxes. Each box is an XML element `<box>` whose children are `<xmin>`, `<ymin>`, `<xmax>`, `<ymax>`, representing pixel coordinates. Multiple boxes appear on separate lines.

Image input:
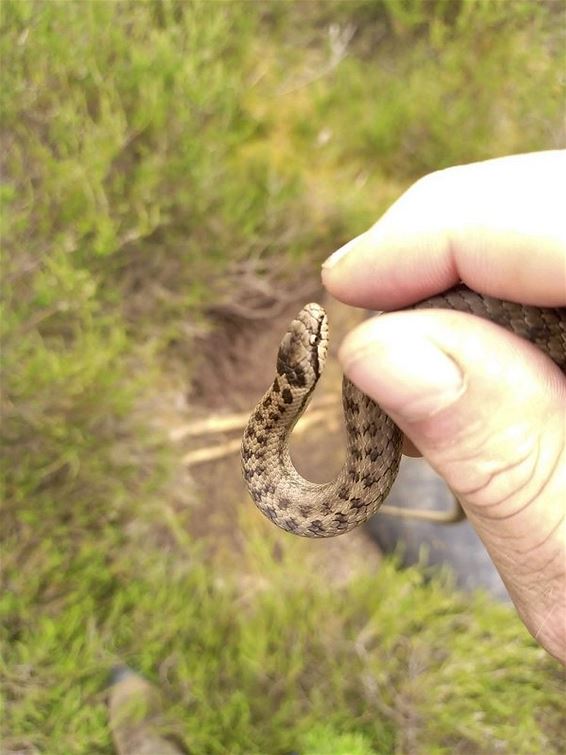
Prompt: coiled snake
<box><xmin>241</xmin><ymin>285</ymin><xmax>566</xmax><ymax>538</ymax></box>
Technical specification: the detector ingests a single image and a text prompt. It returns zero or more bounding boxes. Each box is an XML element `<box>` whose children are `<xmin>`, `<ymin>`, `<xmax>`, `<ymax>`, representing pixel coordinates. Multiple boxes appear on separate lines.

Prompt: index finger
<box><xmin>322</xmin><ymin>151</ymin><xmax>566</xmax><ymax>310</ymax></box>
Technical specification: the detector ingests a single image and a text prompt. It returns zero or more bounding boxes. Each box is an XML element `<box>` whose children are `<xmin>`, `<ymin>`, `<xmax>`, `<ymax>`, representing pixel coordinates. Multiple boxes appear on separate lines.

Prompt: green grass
<box><xmin>3</xmin><ymin>527</ymin><xmax>564</xmax><ymax>754</ymax></box>
<box><xmin>2</xmin><ymin>1</ymin><xmax>565</xmax><ymax>753</ymax></box>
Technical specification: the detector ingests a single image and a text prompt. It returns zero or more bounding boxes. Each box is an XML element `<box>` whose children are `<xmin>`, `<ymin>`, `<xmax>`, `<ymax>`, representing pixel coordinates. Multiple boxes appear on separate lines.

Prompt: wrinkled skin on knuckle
<box><xmin>425</xmin><ymin>412</ymin><xmax>564</xmax><ymax>516</ymax></box>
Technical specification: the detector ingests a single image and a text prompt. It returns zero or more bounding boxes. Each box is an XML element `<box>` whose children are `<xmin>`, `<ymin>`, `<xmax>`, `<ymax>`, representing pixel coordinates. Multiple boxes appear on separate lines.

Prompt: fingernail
<box><xmin>341</xmin><ymin>333</ymin><xmax>466</xmax><ymax>421</ymax></box>
<box><xmin>322</xmin><ymin>233</ymin><xmax>366</xmax><ymax>270</ymax></box>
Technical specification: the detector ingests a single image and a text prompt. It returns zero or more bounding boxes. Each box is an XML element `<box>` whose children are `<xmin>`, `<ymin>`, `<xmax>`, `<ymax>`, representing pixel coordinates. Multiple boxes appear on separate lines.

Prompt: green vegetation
<box><xmin>4</xmin><ymin>528</ymin><xmax>564</xmax><ymax>754</ymax></box>
<box><xmin>2</xmin><ymin>1</ymin><xmax>564</xmax><ymax>753</ymax></box>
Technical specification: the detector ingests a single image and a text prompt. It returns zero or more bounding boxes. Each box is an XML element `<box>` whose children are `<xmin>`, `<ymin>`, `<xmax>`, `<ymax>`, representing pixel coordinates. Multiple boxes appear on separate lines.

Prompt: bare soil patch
<box><xmin>181</xmin><ymin>285</ymin><xmax>382</xmax><ymax>581</ymax></box>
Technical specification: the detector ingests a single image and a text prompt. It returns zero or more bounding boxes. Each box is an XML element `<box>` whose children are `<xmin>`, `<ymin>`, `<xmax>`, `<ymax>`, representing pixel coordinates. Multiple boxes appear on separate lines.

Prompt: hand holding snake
<box><xmin>242</xmin><ymin>287</ymin><xmax>565</xmax><ymax>536</ymax></box>
<box><xmin>242</xmin><ymin>152</ymin><xmax>566</xmax><ymax>664</ymax></box>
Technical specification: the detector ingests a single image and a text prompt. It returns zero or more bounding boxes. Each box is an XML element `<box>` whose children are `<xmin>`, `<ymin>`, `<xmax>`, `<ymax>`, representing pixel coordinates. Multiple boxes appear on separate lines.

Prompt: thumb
<box><xmin>340</xmin><ymin>308</ymin><xmax>566</xmax><ymax>661</ymax></box>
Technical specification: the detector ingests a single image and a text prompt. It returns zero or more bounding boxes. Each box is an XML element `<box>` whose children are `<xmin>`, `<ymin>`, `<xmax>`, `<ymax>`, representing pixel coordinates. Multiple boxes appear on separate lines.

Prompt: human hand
<box><xmin>322</xmin><ymin>150</ymin><xmax>566</xmax><ymax>664</ymax></box>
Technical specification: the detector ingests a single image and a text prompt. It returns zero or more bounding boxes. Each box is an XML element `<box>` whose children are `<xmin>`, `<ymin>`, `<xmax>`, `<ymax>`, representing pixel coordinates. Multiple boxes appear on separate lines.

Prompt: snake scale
<box><xmin>241</xmin><ymin>284</ymin><xmax>566</xmax><ymax>538</ymax></box>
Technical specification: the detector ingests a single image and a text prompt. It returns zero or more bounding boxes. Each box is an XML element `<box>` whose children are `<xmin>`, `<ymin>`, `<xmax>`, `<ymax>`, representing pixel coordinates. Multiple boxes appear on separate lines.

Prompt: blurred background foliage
<box><xmin>1</xmin><ymin>1</ymin><xmax>565</xmax><ymax>753</ymax></box>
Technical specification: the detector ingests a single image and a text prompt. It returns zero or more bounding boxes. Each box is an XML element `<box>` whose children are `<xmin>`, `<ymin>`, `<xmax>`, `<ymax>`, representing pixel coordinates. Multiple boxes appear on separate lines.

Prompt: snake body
<box><xmin>241</xmin><ymin>285</ymin><xmax>566</xmax><ymax>538</ymax></box>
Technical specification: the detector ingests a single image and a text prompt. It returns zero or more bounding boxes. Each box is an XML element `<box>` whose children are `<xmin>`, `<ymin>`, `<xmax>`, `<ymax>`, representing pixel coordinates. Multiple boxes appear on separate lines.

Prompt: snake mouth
<box><xmin>300</xmin><ymin>303</ymin><xmax>328</xmax><ymax>381</ymax></box>
<box><xmin>310</xmin><ymin>311</ymin><xmax>326</xmax><ymax>380</ymax></box>
<box><xmin>276</xmin><ymin>303</ymin><xmax>328</xmax><ymax>387</ymax></box>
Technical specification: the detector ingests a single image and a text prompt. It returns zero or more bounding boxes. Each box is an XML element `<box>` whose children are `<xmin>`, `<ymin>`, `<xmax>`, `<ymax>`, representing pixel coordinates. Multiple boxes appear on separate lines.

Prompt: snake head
<box><xmin>276</xmin><ymin>303</ymin><xmax>328</xmax><ymax>388</ymax></box>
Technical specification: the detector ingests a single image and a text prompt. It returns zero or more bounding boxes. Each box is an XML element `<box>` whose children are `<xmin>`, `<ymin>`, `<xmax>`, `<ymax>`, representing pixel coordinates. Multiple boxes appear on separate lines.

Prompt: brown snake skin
<box><xmin>241</xmin><ymin>284</ymin><xmax>566</xmax><ymax>538</ymax></box>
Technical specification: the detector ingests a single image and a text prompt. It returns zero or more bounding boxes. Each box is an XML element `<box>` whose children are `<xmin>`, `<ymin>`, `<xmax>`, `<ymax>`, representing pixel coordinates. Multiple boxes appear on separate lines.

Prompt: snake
<box><xmin>241</xmin><ymin>284</ymin><xmax>566</xmax><ymax>538</ymax></box>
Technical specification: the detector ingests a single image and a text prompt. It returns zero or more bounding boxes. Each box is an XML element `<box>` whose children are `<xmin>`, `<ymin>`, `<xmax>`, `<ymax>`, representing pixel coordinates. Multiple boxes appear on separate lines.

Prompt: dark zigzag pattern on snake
<box><xmin>241</xmin><ymin>284</ymin><xmax>566</xmax><ymax>538</ymax></box>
